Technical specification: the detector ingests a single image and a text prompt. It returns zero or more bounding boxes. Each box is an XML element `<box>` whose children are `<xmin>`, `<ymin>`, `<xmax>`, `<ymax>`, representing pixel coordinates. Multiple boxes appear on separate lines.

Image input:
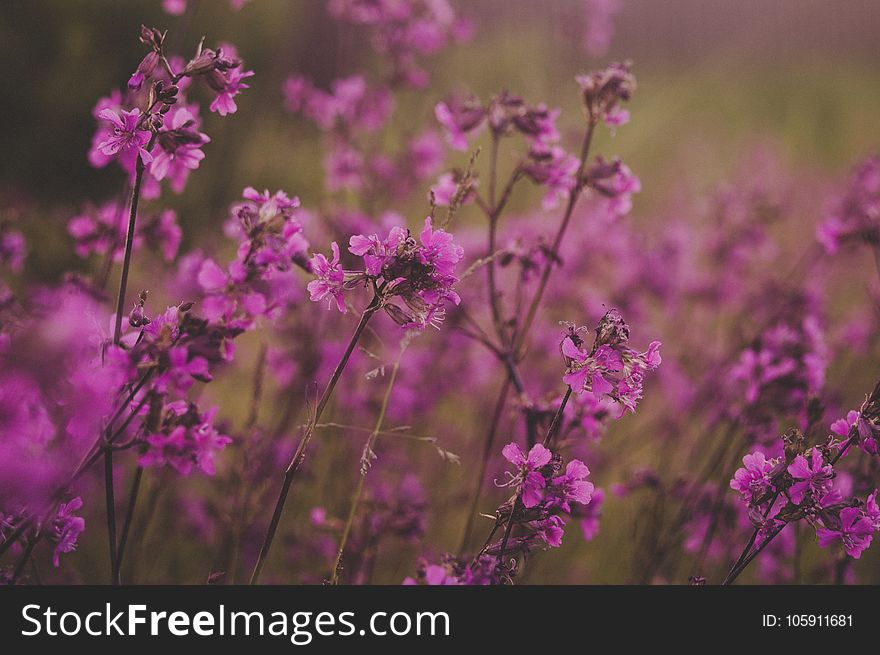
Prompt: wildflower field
<box><xmin>2</xmin><ymin>0</ymin><xmax>880</xmax><ymax>586</ymax></box>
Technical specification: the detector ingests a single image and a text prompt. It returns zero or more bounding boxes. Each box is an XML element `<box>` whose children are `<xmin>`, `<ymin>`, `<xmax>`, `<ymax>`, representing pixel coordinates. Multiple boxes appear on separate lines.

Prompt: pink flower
<box><xmin>502</xmin><ymin>442</ymin><xmax>552</xmax><ymax>508</ymax></box>
<box><xmin>787</xmin><ymin>449</ymin><xmax>833</xmax><ymax>505</ymax></box>
<box><xmin>730</xmin><ymin>451</ymin><xmax>779</xmax><ymax>504</ymax></box>
<box><xmin>97</xmin><ymin>108</ymin><xmax>153</xmax><ymax>163</ymax></box>
<box><xmin>50</xmin><ymin>497</ymin><xmax>85</xmax><ymax>568</ymax></box>
<box><xmin>548</xmin><ymin>459</ymin><xmax>595</xmax><ymax>512</ymax></box>
<box><xmin>418</xmin><ymin>216</ymin><xmax>464</xmax><ymax>277</ymax></box>
<box><xmin>578</xmin><ymin>487</ymin><xmax>604</xmax><ymax>541</ymax></box>
<box><xmin>561</xmin><ymin>312</ymin><xmax>661</xmax><ymax>416</ymax></box>
<box><xmin>150</xmin><ymin>106</ymin><xmax>210</xmax><ymax>192</ymax></box>
<box><xmin>831</xmin><ymin>409</ymin><xmax>877</xmax><ymax>455</ymax></box>
<box><xmin>209</xmin><ymin>67</ymin><xmax>254</xmax><ymax>116</ymax></box>
<box><xmin>816</xmin><ymin>506</ymin><xmax>875</xmax><ymax>559</ymax></box>
<box><xmin>434</xmin><ymin>96</ymin><xmax>485</xmax><ymax>151</ymax></box>
<box><xmin>307</xmin><ymin>242</ymin><xmax>347</xmax><ymax>313</ymax></box>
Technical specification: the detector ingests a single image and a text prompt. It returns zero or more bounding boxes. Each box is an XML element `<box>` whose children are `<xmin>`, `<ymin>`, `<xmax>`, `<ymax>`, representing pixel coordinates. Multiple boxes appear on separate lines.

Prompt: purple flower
<box><xmin>532</xmin><ymin>515</ymin><xmax>566</xmax><ymax>548</ymax></box>
<box><xmin>325</xmin><ymin>145</ymin><xmax>365</xmax><ymax>192</ymax></box>
<box><xmin>730</xmin><ymin>451</ymin><xmax>780</xmax><ymax>504</ymax></box>
<box><xmin>0</xmin><ymin>226</ymin><xmax>26</xmax><ymax>272</ymax></box>
<box><xmin>150</xmin><ymin>105</ymin><xmax>210</xmax><ymax>192</ymax></box>
<box><xmin>866</xmin><ymin>491</ymin><xmax>880</xmax><ymax>531</ymax></box>
<box><xmin>501</xmin><ymin>442</ymin><xmax>552</xmax><ymax>508</ymax></box>
<box><xmin>97</xmin><ymin>108</ymin><xmax>153</xmax><ymax>163</ymax></box>
<box><xmin>561</xmin><ymin>311</ymin><xmax>661</xmax><ymax>416</ymax></box>
<box><xmin>209</xmin><ymin>66</ymin><xmax>254</xmax><ymax>116</ymax></box>
<box><xmin>576</xmin><ymin>61</ymin><xmax>636</xmax><ymax>125</ymax></box>
<box><xmin>139</xmin><ymin>405</ymin><xmax>231</xmax><ymax>476</ymax></box>
<box><xmin>831</xmin><ymin>409</ymin><xmax>877</xmax><ymax>455</ymax></box>
<box><xmin>787</xmin><ymin>449</ymin><xmax>834</xmax><ymax>505</ymax></box>
<box><xmin>50</xmin><ymin>497</ymin><xmax>85</xmax><ymax>567</ymax></box>
<box><xmin>578</xmin><ymin>487</ymin><xmax>604</xmax><ymax>541</ymax></box>
<box><xmin>435</xmin><ymin>96</ymin><xmax>485</xmax><ymax>151</ymax></box>
<box><xmin>418</xmin><ymin>216</ymin><xmax>464</xmax><ymax>277</ymax></box>
<box><xmin>816</xmin><ymin>154</ymin><xmax>880</xmax><ymax>254</ymax></box>
<box><xmin>816</xmin><ymin>507</ymin><xmax>874</xmax><ymax>559</ymax></box>
<box><xmin>548</xmin><ymin>459</ymin><xmax>595</xmax><ymax>512</ymax></box>
<box><xmin>346</xmin><ymin>218</ymin><xmax>463</xmax><ymax>329</ymax></box>
<box><xmin>308</xmin><ymin>242</ymin><xmax>347</xmax><ymax>313</ymax></box>
<box><xmin>431</xmin><ymin>172</ymin><xmax>459</xmax><ymax>206</ymax></box>
<box><xmin>583</xmin><ymin>0</ymin><xmax>621</xmax><ymax>57</ymax></box>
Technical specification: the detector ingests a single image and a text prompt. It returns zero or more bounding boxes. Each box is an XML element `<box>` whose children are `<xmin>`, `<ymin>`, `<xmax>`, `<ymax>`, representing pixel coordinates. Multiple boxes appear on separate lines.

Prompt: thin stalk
<box><xmin>250</xmin><ymin>301</ymin><xmax>380</xmax><ymax>584</ymax></box>
<box><xmin>543</xmin><ymin>387</ymin><xmax>573</xmax><ymax>448</ymax></box>
<box><xmin>496</xmin><ymin>491</ymin><xmax>523</xmax><ymax>564</ymax></box>
<box><xmin>513</xmin><ymin>121</ymin><xmax>596</xmax><ymax>355</ymax></box>
<box><xmin>115</xmin><ymin>466</ymin><xmax>144</xmax><ymax>578</ymax></box>
<box><xmin>329</xmin><ymin>338</ymin><xmax>408</xmax><ymax>584</ymax></box>
<box><xmin>486</xmin><ymin>134</ymin><xmax>506</xmax><ymax>344</ymax></box>
<box><xmin>457</xmin><ymin>378</ymin><xmax>512</xmax><ymax>553</ymax></box>
<box><xmin>11</xmin><ymin>538</ymin><xmax>38</xmax><ymax>584</ymax></box>
<box><xmin>113</xmin><ymin>134</ymin><xmax>156</xmax><ymax>344</ymax></box>
<box><xmin>104</xmin><ymin>449</ymin><xmax>119</xmax><ymax>585</ymax></box>
<box><xmin>105</xmin><ymin>134</ymin><xmax>155</xmax><ymax>585</ymax></box>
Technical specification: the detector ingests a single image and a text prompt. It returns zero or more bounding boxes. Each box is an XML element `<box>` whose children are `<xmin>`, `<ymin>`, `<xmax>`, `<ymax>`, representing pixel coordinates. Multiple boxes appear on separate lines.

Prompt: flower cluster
<box><xmin>576</xmin><ymin>60</ymin><xmax>636</xmax><ymax>126</ymax></box>
<box><xmin>68</xmin><ymin>203</ymin><xmax>181</xmax><ymax>263</ymax></box>
<box><xmin>198</xmin><ymin>188</ymin><xmax>309</xmax><ymax>338</ymax></box>
<box><xmin>561</xmin><ymin>310</ymin><xmax>662</xmax><ymax>416</ymax></box>
<box><xmin>309</xmin><ymin>217</ymin><xmax>464</xmax><ymax>330</ymax></box>
<box><xmin>403</xmin><ymin>554</ymin><xmax>515</xmax><ymax>586</ymax></box>
<box><xmin>730</xmin><ymin>430</ymin><xmax>880</xmax><ymax>560</ymax></box>
<box><xmin>89</xmin><ymin>25</ymin><xmax>252</xmax><ymax>196</ymax></box>
<box><xmin>283</xmin><ymin>1</ymin><xmax>469</xmax><ymax>200</ymax></box>
<box><xmin>139</xmin><ymin>402</ymin><xmax>231</xmax><ymax>476</ymax></box>
<box><xmin>326</xmin><ymin>0</ymin><xmax>473</xmax><ymax>89</ymax></box>
<box><xmin>817</xmin><ymin>154</ymin><xmax>880</xmax><ymax>254</ymax></box>
<box><xmin>489</xmin><ymin>442</ymin><xmax>594</xmax><ymax>552</ymax></box>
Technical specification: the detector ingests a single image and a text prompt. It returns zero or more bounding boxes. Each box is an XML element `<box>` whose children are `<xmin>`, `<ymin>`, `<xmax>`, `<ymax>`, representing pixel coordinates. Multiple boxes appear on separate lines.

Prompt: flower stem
<box><xmin>513</xmin><ymin>121</ymin><xmax>595</xmax><ymax>355</ymax></box>
<box><xmin>104</xmin><ymin>448</ymin><xmax>119</xmax><ymax>585</ymax></box>
<box><xmin>250</xmin><ymin>301</ymin><xmax>379</xmax><ymax>584</ymax></box>
<box><xmin>329</xmin><ymin>337</ymin><xmax>408</xmax><ymax>584</ymax></box>
<box><xmin>105</xmin><ymin>135</ymin><xmax>155</xmax><ymax>585</ymax></box>
<box><xmin>543</xmin><ymin>387</ymin><xmax>573</xmax><ymax>448</ymax></box>
<box><xmin>457</xmin><ymin>377</ymin><xmax>511</xmax><ymax>553</ymax></box>
<box><xmin>115</xmin><ymin>466</ymin><xmax>144</xmax><ymax>580</ymax></box>
<box><xmin>113</xmin><ymin>134</ymin><xmax>156</xmax><ymax>344</ymax></box>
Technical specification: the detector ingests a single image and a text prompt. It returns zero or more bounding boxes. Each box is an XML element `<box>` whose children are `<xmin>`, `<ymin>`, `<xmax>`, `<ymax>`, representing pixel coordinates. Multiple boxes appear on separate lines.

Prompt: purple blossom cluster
<box><xmin>3</xmin><ymin>0</ymin><xmax>880</xmax><ymax>588</ymax></box>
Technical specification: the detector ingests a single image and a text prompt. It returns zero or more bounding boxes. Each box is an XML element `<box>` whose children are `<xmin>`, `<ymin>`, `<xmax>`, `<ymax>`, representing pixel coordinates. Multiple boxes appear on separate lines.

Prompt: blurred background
<box><xmin>2</xmin><ymin>0</ymin><xmax>879</xmax><ymax>584</ymax></box>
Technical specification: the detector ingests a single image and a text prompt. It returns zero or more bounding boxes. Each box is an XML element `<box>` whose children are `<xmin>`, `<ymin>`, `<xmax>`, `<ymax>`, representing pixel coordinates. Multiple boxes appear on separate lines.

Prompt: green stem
<box><xmin>250</xmin><ymin>301</ymin><xmax>379</xmax><ymax>584</ymax></box>
<box><xmin>329</xmin><ymin>338</ymin><xmax>409</xmax><ymax>584</ymax></box>
<box><xmin>513</xmin><ymin>121</ymin><xmax>595</xmax><ymax>355</ymax></box>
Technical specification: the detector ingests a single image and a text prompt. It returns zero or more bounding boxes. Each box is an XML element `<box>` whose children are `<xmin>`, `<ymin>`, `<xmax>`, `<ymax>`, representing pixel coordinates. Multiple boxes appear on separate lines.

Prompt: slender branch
<box><xmin>330</xmin><ymin>337</ymin><xmax>409</xmax><ymax>584</ymax></box>
<box><xmin>486</xmin><ymin>134</ymin><xmax>506</xmax><ymax>345</ymax></box>
<box><xmin>250</xmin><ymin>300</ymin><xmax>380</xmax><ymax>584</ymax></box>
<box><xmin>496</xmin><ymin>491</ymin><xmax>523</xmax><ymax>564</ymax></box>
<box><xmin>103</xmin><ymin>134</ymin><xmax>155</xmax><ymax>585</ymax></box>
<box><xmin>11</xmin><ymin>537</ymin><xmax>38</xmax><ymax>584</ymax></box>
<box><xmin>115</xmin><ymin>466</ymin><xmax>144</xmax><ymax>579</ymax></box>
<box><xmin>513</xmin><ymin>121</ymin><xmax>596</xmax><ymax>355</ymax></box>
<box><xmin>543</xmin><ymin>387</ymin><xmax>573</xmax><ymax>448</ymax></box>
<box><xmin>104</xmin><ymin>449</ymin><xmax>119</xmax><ymax>585</ymax></box>
<box><xmin>113</xmin><ymin>134</ymin><xmax>156</xmax><ymax>344</ymax></box>
<box><xmin>457</xmin><ymin>378</ymin><xmax>512</xmax><ymax>553</ymax></box>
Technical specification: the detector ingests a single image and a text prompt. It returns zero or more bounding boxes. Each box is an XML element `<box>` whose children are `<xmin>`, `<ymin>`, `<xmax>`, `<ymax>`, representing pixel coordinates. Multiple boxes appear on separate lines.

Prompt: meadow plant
<box><xmin>1</xmin><ymin>0</ymin><xmax>879</xmax><ymax>587</ymax></box>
